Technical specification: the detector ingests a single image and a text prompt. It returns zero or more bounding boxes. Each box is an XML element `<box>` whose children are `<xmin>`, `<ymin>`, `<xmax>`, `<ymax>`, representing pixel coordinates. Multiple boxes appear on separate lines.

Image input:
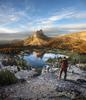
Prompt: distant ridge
<box><xmin>65</xmin><ymin>31</ymin><xmax>86</xmax><ymax>41</ymax></box>
<box><xmin>48</xmin><ymin>31</ymin><xmax>86</xmax><ymax>53</ymax></box>
<box><xmin>0</xmin><ymin>30</ymin><xmax>86</xmax><ymax>54</ymax></box>
<box><xmin>24</xmin><ymin>30</ymin><xmax>86</xmax><ymax>53</ymax></box>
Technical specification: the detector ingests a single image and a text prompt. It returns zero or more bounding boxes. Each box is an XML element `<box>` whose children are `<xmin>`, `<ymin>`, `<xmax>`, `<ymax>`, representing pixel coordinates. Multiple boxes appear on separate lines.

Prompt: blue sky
<box><xmin>0</xmin><ymin>0</ymin><xmax>86</xmax><ymax>39</ymax></box>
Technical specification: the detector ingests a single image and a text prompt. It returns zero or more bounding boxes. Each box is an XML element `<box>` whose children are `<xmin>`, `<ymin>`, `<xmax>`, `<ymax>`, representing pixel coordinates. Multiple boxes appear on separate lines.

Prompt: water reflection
<box><xmin>42</xmin><ymin>53</ymin><xmax>68</xmax><ymax>62</ymax></box>
<box><xmin>24</xmin><ymin>51</ymin><xmax>45</xmax><ymax>68</ymax></box>
<box><xmin>24</xmin><ymin>51</ymin><xmax>68</xmax><ymax>67</ymax></box>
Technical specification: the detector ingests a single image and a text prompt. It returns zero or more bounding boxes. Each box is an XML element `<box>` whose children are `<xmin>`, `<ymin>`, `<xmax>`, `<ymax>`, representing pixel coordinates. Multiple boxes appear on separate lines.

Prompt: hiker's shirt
<box><xmin>61</xmin><ymin>59</ymin><xmax>68</xmax><ymax>70</ymax></box>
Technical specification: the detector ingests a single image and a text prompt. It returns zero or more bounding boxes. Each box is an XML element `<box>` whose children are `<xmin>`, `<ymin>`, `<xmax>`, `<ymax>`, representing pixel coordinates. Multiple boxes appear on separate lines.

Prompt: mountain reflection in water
<box><xmin>24</xmin><ymin>52</ymin><xmax>68</xmax><ymax>68</ymax></box>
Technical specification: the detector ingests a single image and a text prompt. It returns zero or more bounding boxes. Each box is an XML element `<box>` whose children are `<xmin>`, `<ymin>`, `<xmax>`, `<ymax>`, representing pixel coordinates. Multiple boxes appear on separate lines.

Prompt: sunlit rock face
<box><xmin>24</xmin><ymin>30</ymin><xmax>86</xmax><ymax>53</ymax></box>
<box><xmin>24</xmin><ymin>30</ymin><xmax>50</xmax><ymax>46</ymax></box>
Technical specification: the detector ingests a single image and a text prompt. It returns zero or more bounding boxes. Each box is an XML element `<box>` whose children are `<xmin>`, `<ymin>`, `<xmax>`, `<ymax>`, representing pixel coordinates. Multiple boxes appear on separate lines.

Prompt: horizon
<box><xmin>0</xmin><ymin>0</ymin><xmax>86</xmax><ymax>40</ymax></box>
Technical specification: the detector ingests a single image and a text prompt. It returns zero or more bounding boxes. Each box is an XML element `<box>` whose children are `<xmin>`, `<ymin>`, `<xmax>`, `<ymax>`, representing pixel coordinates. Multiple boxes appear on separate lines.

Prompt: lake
<box><xmin>42</xmin><ymin>53</ymin><xmax>68</xmax><ymax>61</ymax></box>
<box><xmin>23</xmin><ymin>52</ymin><xmax>68</xmax><ymax>68</ymax></box>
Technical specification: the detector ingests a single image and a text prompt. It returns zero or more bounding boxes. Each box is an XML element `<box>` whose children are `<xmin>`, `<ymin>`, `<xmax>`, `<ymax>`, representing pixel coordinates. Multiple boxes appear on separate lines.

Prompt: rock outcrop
<box><xmin>0</xmin><ymin>72</ymin><xmax>86</xmax><ymax>100</ymax></box>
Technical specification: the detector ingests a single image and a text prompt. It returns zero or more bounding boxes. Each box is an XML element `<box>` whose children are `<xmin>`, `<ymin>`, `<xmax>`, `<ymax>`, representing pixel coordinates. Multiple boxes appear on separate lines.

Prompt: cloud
<box><xmin>0</xmin><ymin>5</ymin><xmax>19</xmax><ymax>25</ymax></box>
<box><xmin>66</xmin><ymin>12</ymin><xmax>86</xmax><ymax>19</ymax></box>
<box><xmin>49</xmin><ymin>10</ymin><xmax>86</xmax><ymax>22</ymax></box>
<box><xmin>0</xmin><ymin>27</ymin><xmax>19</xmax><ymax>33</ymax></box>
<box><xmin>43</xmin><ymin>23</ymin><xmax>86</xmax><ymax>35</ymax></box>
<box><xmin>0</xmin><ymin>23</ymin><xmax>86</xmax><ymax>39</ymax></box>
<box><xmin>48</xmin><ymin>9</ymin><xmax>75</xmax><ymax>21</ymax></box>
<box><xmin>0</xmin><ymin>2</ymin><xmax>33</xmax><ymax>26</ymax></box>
<box><xmin>39</xmin><ymin>8</ymin><xmax>86</xmax><ymax>27</ymax></box>
<box><xmin>29</xmin><ymin>8</ymin><xmax>86</xmax><ymax>30</ymax></box>
<box><xmin>0</xmin><ymin>3</ymin><xmax>86</xmax><ymax>37</ymax></box>
<box><xmin>52</xmin><ymin>8</ymin><xmax>86</xmax><ymax>20</ymax></box>
<box><xmin>58</xmin><ymin>23</ymin><xmax>86</xmax><ymax>30</ymax></box>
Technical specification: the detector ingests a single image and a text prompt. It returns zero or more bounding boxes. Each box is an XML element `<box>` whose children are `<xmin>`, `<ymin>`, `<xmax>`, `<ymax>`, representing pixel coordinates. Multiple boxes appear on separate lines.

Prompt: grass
<box><xmin>47</xmin><ymin>49</ymin><xmax>86</xmax><ymax>64</ymax></box>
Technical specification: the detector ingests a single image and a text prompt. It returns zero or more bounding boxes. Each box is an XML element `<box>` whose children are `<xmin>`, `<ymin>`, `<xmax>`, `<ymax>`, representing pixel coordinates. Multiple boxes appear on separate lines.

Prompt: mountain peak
<box><xmin>34</xmin><ymin>29</ymin><xmax>44</xmax><ymax>36</ymax></box>
<box><xmin>32</xmin><ymin>29</ymin><xmax>48</xmax><ymax>39</ymax></box>
<box><xmin>24</xmin><ymin>30</ymin><xmax>50</xmax><ymax>46</ymax></box>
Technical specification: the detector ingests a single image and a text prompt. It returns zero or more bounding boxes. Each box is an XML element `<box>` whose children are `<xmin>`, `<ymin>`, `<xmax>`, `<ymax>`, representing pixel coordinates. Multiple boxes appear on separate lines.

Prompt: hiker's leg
<box><xmin>59</xmin><ymin>69</ymin><xmax>63</xmax><ymax>79</ymax></box>
<box><xmin>64</xmin><ymin>69</ymin><xmax>67</xmax><ymax>80</ymax></box>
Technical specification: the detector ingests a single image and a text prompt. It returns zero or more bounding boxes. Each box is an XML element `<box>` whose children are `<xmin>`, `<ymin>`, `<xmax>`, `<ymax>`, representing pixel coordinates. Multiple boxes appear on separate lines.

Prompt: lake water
<box><xmin>23</xmin><ymin>52</ymin><xmax>68</xmax><ymax>68</ymax></box>
<box><xmin>42</xmin><ymin>53</ymin><xmax>68</xmax><ymax>61</ymax></box>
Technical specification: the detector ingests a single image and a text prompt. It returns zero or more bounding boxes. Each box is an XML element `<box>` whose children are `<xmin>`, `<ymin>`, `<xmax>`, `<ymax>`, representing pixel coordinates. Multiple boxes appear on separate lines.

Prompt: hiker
<box><xmin>59</xmin><ymin>57</ymin><xmax>68</xmax><ymax>80</ymax></box>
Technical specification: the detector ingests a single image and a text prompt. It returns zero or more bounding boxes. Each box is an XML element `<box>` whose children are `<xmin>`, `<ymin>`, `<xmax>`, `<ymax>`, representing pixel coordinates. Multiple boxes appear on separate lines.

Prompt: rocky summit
<box><xmin>24</xmin><ymin>30</ymin><xmax>50</xmax><ymax>46</ymax></box>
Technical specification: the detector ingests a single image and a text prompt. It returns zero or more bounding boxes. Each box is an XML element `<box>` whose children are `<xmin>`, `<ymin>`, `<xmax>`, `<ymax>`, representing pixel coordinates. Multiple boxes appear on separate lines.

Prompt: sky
<box><xmin>0</xmin><ymin>0</ymin><xmax>86</xmax><ymax>40</ymax></box>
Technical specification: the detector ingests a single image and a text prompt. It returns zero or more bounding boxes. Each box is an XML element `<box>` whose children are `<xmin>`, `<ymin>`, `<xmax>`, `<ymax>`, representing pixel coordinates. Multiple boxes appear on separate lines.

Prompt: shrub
<box><xmin>79</xmin><ymin>65</ymin><xmax>86</xmax><ymax>71</ymax></box>
<box><xmin>47</xmin><ymin>58</ymin><xmax>57</xmax><ymax>63</ymax></box>
<box><xmin>0</xmin><ymin>70</ymin><xmax>17</xmax><ymax>86</ymax></box>
<box><xmin>35</xmin><ymin>68</ymin><xmax>42</xmax><ymax>75</ymax></box>
<box><xmin>16</xmin><ymin>59</ymin><xmax>29</xmax><ymax>70</ymax></box>
<box><xmin>20</xmin><ymin>60</ymin><xmax>29</xmax><ymax>70</ymax></box>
